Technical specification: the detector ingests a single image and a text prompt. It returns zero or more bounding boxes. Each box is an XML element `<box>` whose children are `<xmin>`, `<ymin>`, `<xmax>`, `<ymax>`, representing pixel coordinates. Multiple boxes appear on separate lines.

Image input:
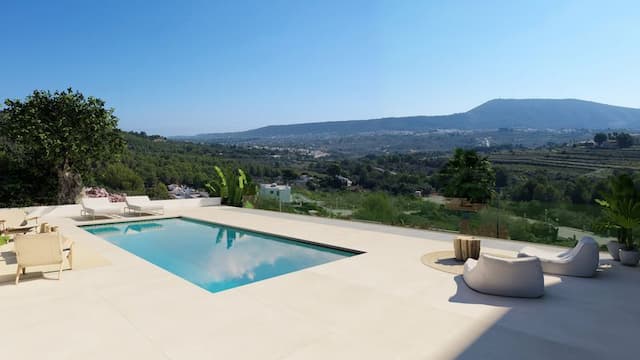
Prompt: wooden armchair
<box><xmin>14</xmin><ymin>232</ymin><xmax>73</xmax><ymax>284</ymax></box>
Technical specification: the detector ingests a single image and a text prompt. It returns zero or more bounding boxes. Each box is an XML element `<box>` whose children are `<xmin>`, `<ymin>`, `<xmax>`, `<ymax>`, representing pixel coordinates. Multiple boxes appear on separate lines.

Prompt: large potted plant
<box><xmin>602</xmin><ymin>199</ymin><xmax>640</xmax><ymax>266</ymax></box>
<box><xmin>619</xmin><ymin>241</ymin><xmax>640</xmax><ymax>266</ymax></box>
<box><xmin>595</xmin><ymin>174</ymin><xmax>640</xmax><ymax>265</ymax></box>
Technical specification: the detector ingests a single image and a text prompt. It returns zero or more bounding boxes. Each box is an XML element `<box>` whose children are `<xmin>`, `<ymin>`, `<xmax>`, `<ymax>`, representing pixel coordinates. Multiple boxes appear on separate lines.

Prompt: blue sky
<box><xmin>1</xmin><ymin>0</ymin><xmax>639</xmax><ymax>135</ymax></box>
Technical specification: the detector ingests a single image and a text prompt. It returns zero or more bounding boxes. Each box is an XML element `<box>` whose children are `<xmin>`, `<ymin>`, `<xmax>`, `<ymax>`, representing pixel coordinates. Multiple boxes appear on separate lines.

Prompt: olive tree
<box><xmin>0</xmin><ymin>89</ymin><xmax>125</xmax><ymax>204</ymax></box>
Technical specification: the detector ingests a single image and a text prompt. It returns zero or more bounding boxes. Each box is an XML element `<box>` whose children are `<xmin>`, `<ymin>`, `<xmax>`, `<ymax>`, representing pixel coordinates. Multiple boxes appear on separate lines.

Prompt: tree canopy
<box><xmin>616</xmin><ymin>132</ymin><xmax>634</xmax><ymax>148</ymax></box>
<box><xmin>593</xmin><ymin>132</ymin><xmax>607</xmax><ymax>146</ymax></box>
<box><xmin>438</xmin><ymin>148</ymin><xmax>496</xmax><ymax>203</ymax></box>
<box><xmin>0</xmin><ymin>89</ymin><xmax>125</xmax><ymax>204</ymax></box>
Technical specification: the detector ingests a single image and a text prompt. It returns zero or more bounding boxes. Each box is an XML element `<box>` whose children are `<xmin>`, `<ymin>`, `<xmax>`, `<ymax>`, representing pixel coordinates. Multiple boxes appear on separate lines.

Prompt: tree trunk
<box><xmin>57</xmin><ymin>161</ymin><xmax>82</xmax><ymax>204</ymax></box>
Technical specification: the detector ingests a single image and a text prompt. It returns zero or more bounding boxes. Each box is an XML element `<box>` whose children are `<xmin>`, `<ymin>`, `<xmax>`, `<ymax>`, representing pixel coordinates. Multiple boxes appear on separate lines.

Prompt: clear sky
<box><xmin>1</xmin><ymin>0</ymin><xmax>639</xmax><ymax>135</ymax></box>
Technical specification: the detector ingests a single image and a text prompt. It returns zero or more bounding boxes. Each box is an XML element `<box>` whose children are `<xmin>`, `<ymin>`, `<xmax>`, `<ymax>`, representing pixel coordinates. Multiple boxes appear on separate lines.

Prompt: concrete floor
<box><xmin>1</xmin><ymin>206</ymin><xmax>638</xmax><ymax>359</ymax></box>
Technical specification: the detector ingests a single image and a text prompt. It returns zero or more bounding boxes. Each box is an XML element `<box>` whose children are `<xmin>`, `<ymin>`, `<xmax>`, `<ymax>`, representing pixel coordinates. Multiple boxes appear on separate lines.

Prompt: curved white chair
<box><xmin>517</xmin><ymin>237</ymin><xmax>599</xmax><ymax>277</ymax></box>
<box><xmin>463</xmin><ymin>254</ymin><xmax>544</xmax><ymax>298</ymax></box>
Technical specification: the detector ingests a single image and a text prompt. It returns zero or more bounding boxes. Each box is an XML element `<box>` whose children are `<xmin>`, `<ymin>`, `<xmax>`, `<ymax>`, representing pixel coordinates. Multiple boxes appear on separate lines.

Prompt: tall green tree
<box><xmin>0</xmin><ymin>89</ymin><xmax>125</xmax><ymax>204</ymax></box>
<box><xmin>438</xmin><ymin>148</ymin><xmax>496</xmax><ymax>203</ymax></box>
<box><xmin>281</xmin><ymin>168</ymin><xmax>299</xmax><ymax>183</ymax></box>
<box><xmin>616</xmin><ymin>132</ymin><xmax>634</xmax><ymax>148</ymax></box>
<box><xmin>326</xmin><ymin>163</ymin><xmax>342</xmax><ymax>177</ymax></box>
<box><xmin>593</xmin><ymin>132</ymin><xmax>607</xmax><ymax>146</ymax></box>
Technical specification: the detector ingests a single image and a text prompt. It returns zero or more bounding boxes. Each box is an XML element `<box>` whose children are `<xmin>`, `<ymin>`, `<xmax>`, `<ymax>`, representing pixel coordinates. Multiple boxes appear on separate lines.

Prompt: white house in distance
<box><xmin>259</xmin><ymin>183</ymin><xmax>292</xmax><ymax>203</ymax></box>
<box><xmin>336</xmin><ymin>175</ymin><xmax>353</xmax><ymax>187</ymax></box>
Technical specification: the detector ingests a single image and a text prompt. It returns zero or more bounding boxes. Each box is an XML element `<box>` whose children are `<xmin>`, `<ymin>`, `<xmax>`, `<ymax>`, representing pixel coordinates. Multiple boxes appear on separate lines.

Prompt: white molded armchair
<box><xmin>517</xmin><ymin>237</ymin><xmax>599</xmax><ymax>277</ymax></box>
<box><xmin>463</xmin><ymin>254</ymin><xmax>544</xmax><ymax>298</ymax></box>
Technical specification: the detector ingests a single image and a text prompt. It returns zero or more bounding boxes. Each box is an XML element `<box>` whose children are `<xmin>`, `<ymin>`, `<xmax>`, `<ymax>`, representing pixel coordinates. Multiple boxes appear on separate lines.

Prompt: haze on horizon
<box><xmin>1</xmin><ymin>0</ymin><xmax>639</xmax><ymax>136</ymax></box>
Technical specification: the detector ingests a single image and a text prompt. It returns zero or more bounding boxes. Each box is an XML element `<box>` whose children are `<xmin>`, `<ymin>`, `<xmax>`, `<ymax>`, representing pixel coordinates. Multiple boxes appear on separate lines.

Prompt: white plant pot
<box><xmin>619</xmin><ymin>249</ymin><xmax>640</xmax><ymax>267</ymax></box>
<box><xmin>607</xmin><ymin>241</ymin><xmax>622</xmax><ymax>261</ymax></box>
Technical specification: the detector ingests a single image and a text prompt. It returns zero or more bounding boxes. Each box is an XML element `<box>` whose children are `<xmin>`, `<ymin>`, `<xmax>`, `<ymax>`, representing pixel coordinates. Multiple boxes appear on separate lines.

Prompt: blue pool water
<box><xmin>83</xmin><ymin>218</ymin><xmax>357</xmax><ymax>292</ymax></box>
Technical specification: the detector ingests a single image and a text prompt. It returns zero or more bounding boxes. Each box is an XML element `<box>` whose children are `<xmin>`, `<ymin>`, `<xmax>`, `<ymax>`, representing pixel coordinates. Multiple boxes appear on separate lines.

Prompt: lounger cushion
<box><xmin>125</xmin><ymin>196</ymin><xmax>164</xmax><ymax>212</ymax></box>
<box><xmin>81</xmin><ymin>198</ymin><xmax>122</xmax><ymax>215</ymax></box>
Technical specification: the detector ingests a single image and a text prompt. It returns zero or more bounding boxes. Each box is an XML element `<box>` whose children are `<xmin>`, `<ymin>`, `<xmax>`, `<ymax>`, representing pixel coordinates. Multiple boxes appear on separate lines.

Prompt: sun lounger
<box><xmin>463</xmin><ymin>254</ymin><xmax>544</xmax><ymax>298</ymax></box>
<box><xmin>80</xmin><ymin>197</ymin><xmax>122</xmax><ymax>219</ymax></box>
<box><xmin>517</xmin><ymin>237</ymin><xmax>599</xmax><ymax>277</ymax></box>
<box><xmin>124</xmin><ymin>196</ymin><xmax>164</xmax><ymax>215</ymax></box>
<box><xmin>0</xmin><ymin>209</ymin><xmax>38</xmax><ymax>235</ymax></box>
<box><xmin>14</xmin><ymin>232</ymin><xmax>73</xmax><ymax>284</ymax></box>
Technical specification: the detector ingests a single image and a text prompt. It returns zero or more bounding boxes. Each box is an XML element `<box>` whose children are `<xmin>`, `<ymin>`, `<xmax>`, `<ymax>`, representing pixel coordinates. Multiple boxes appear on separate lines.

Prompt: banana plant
<box><xmin>204</xmin><ymin>166</ymin><xmax>227</xmax><ymax>198</ymax></box>
<box><xmin>205</xmin><ymin>166</ymin><xmax>256</xmax><ymax>207</ymax></box>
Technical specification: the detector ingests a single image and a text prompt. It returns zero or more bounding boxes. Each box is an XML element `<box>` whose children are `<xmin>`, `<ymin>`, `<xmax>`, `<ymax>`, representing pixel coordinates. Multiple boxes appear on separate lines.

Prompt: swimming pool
<box><xmin>83</xmin><ymin>218</ymin><xmax>358</xmax><ymax>292</ymax></box>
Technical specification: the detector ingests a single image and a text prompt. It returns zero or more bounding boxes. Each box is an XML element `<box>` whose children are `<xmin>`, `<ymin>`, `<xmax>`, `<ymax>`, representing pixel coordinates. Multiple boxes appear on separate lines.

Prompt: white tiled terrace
<box><xmin>1</xmin><ymin>205</ymin><xmax>638</xmax><ymax>359</ymax></box>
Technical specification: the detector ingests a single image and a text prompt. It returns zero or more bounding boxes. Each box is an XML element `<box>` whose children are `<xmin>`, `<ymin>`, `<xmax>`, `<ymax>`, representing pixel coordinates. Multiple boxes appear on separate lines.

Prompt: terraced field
<box><xmin>489</xmin><ymin>146</ymin><xmax>640</xmax><ymax>173</ymax></box>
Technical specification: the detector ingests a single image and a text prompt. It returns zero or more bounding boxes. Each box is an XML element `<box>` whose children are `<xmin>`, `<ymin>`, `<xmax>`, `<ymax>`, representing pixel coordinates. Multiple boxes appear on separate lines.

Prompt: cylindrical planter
<box><xmin>619</xmin><ymin>249</ymin><xmax>640</xmax><ymax>267</ymax></box>
<box><xmin>607</xmin><ymin>241</ymin><xmax>623</xmax><ymax>261</ymax></box>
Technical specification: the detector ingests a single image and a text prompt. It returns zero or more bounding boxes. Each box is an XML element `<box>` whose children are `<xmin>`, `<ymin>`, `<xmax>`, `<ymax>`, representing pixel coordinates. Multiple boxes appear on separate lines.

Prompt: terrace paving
<box><xmin>1</xmin><ymin>206</ymin><xmax>638</xmax><ymax>359</ymax></box>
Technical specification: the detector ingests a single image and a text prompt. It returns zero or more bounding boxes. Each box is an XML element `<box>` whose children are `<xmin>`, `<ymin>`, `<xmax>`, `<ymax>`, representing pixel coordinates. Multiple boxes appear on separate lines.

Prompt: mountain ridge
<box><xmin>174</xmin><ymin>99</ymin><xmax>640</xmax><ymax>141</ymax></box>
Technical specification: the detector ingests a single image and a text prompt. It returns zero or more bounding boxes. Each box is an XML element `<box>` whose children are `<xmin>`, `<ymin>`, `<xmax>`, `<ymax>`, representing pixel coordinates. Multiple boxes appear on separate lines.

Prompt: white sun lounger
<box><xmin>463</xmin><ymin>254</ymin><xmax>544</xmax><ymax>298</ymax></box>
<box><xmin>517</xmin><ymin>237</ymin><xmax>599</xmax><ymax>277</ymax></box>
<box><xmin>0</xmin><ymin>209</ymin><xmax>39</xmax><ymax>235</ymax></box>
<box><xmin>80</xmin><ymin>197</ymin><xmax>122</xmax><ymax>219</ymax></box>
<box><xmin>125</xmin><ymin>196</ymin><xmax>164</xmax><ymax>215</ymax></box>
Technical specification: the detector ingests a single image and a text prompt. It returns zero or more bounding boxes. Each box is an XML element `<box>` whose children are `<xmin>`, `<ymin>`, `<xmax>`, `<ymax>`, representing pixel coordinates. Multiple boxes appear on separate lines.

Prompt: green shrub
<box><xmin>353</xmin><ymin>192</ymin><xmax>398</xmax><ymax>224</ymax></box>
<box><xmin>146</xmin><ymin>182</ymin><xmax>170</xmax><ymax>200</ymax></box>
<box><xmin>414</xmin><ymin>202</ymin><xmax>460</xmax><ymax>231</ymax></box>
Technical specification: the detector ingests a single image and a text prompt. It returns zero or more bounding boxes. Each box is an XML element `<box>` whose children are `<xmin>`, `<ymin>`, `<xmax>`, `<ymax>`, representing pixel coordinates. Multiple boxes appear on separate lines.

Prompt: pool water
<box><xmin>83</xmin><ymin>218</ymin><xmax>357</xmax><ymax>292</ymax></box>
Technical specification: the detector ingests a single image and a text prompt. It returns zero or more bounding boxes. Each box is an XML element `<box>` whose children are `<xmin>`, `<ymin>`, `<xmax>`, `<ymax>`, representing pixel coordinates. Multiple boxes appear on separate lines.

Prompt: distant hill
<box><xmin>175</xmin><ymin>99</ymin><xmax>640</xmax><ymax>142</ymax></box>
<box><xmin>464</xmin><ymin>99</ymin><xmax>640</xmax><ymax>129</ymax></box>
